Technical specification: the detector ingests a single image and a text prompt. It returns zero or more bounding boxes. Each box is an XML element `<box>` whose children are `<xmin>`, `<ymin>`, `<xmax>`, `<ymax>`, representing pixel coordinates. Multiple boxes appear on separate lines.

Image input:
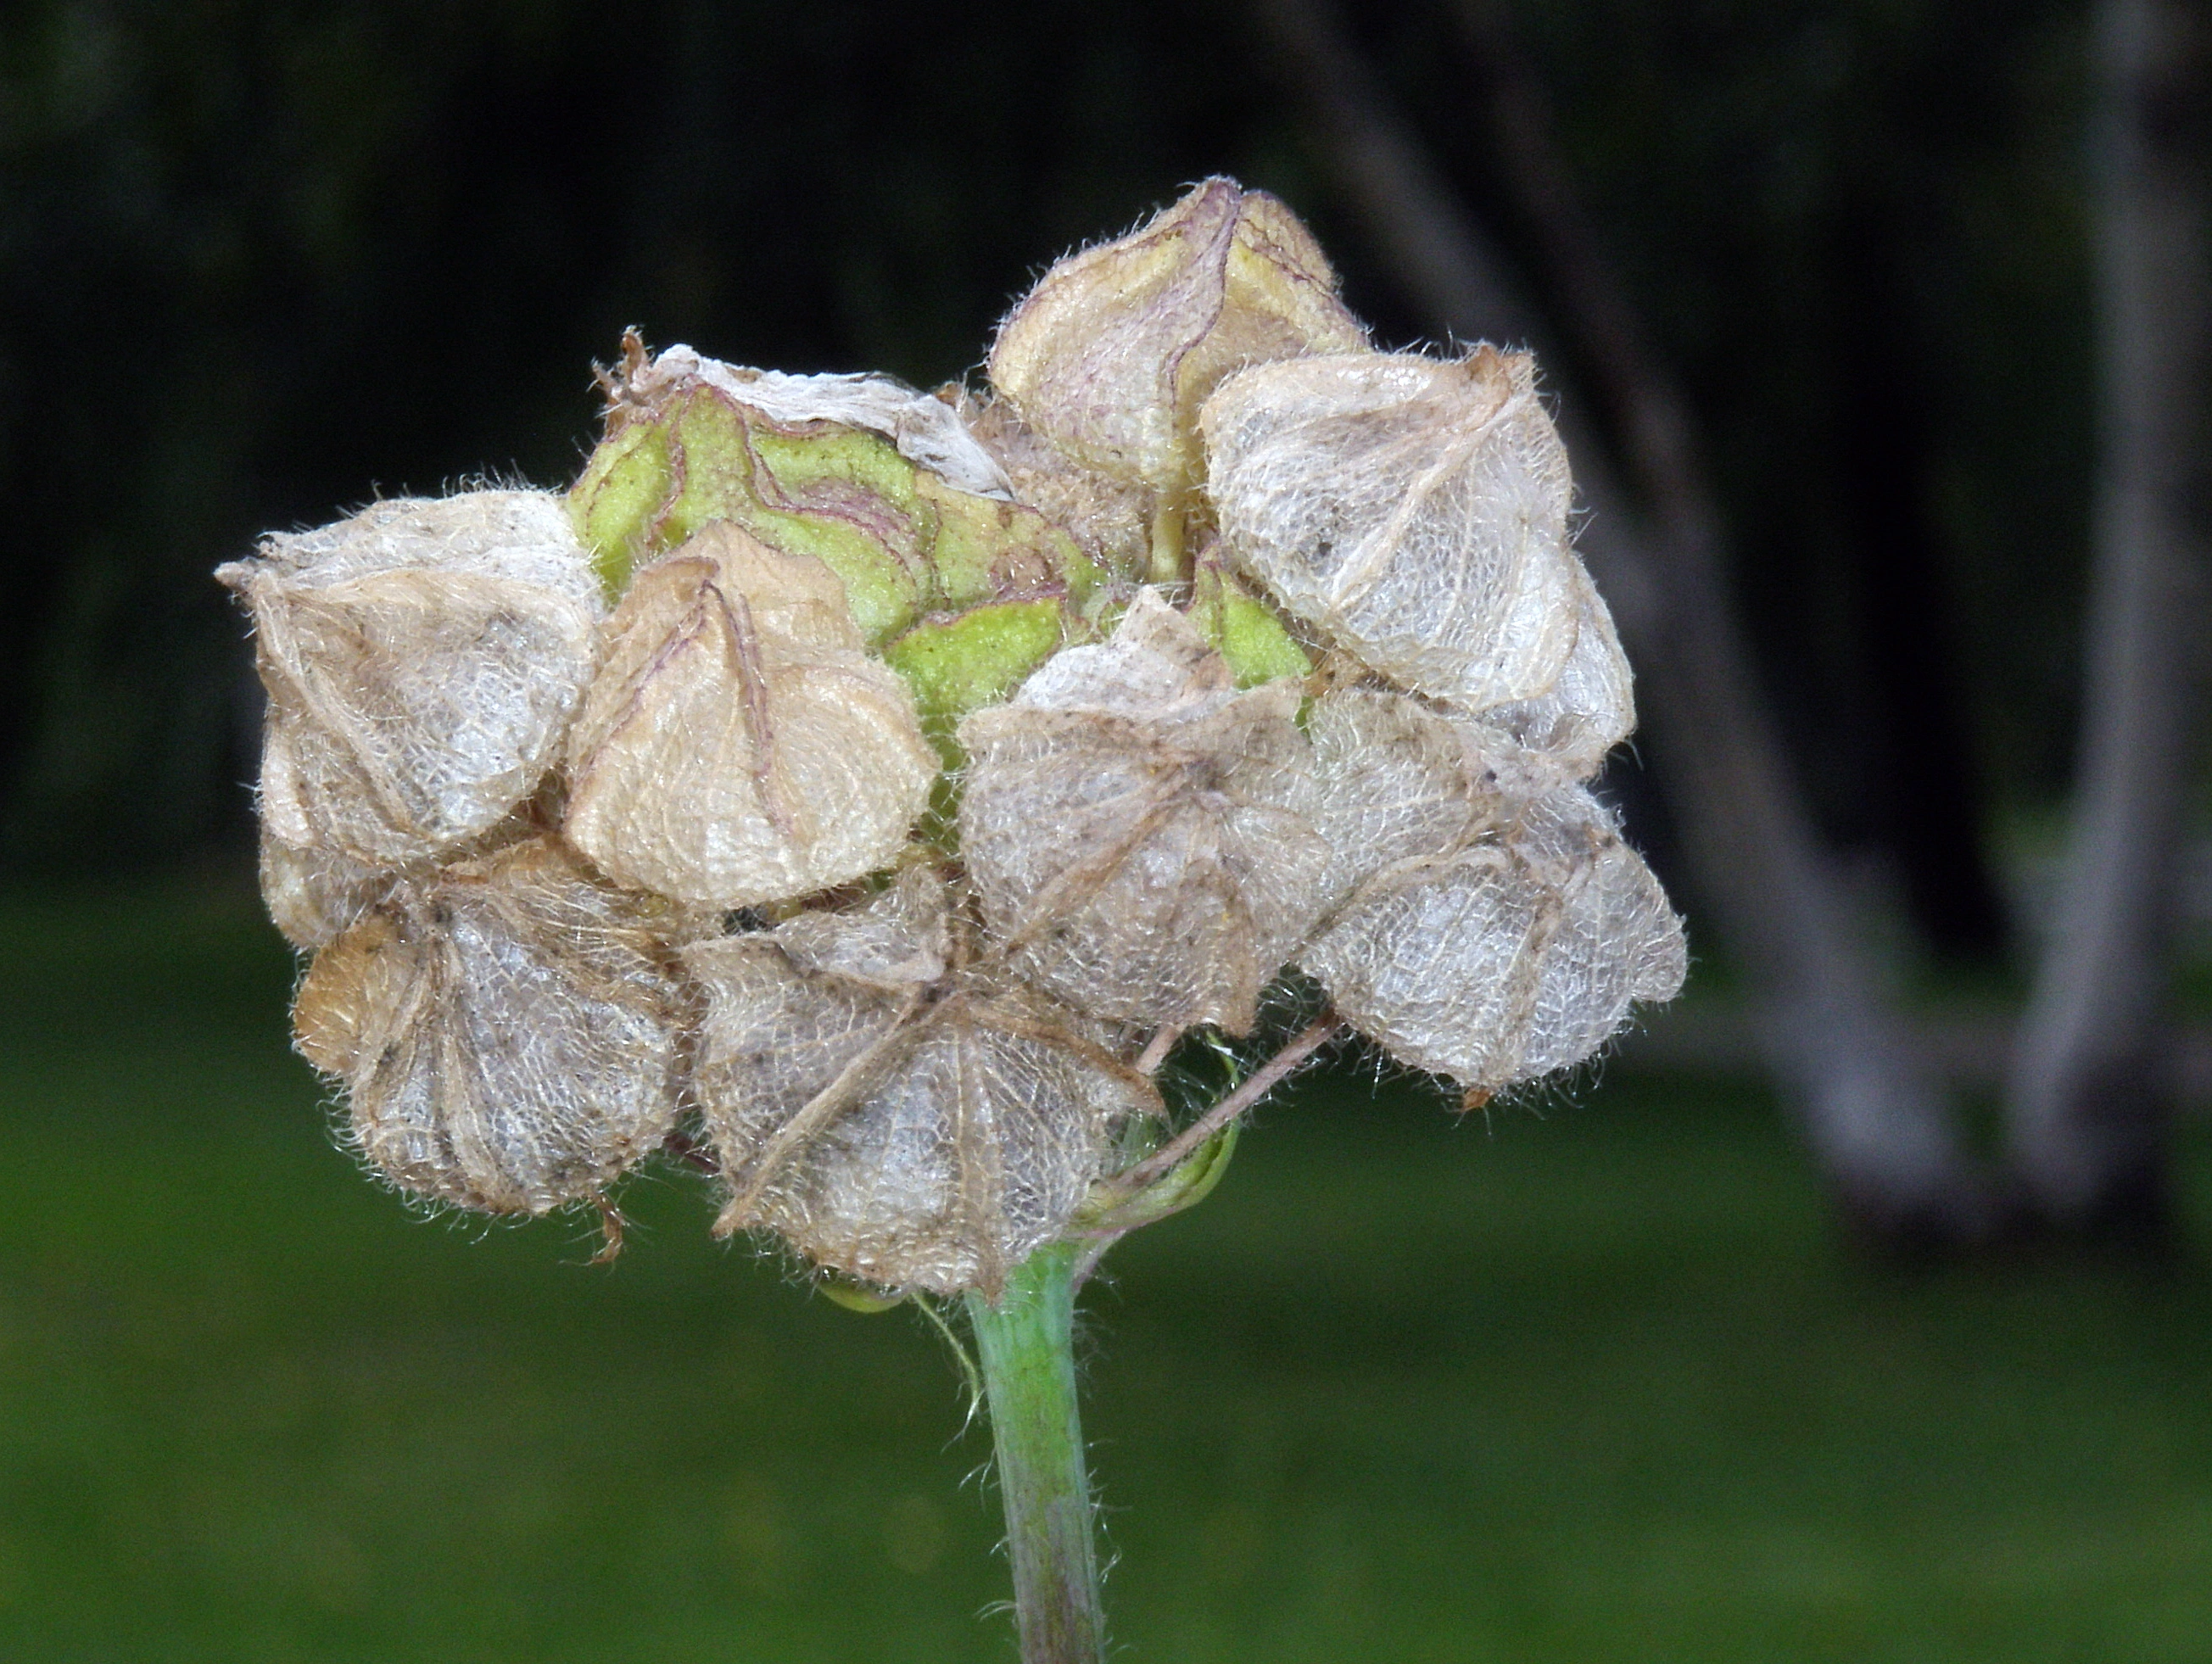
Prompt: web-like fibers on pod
<box><xmin>1304</xmin><ymin>689</ymin><xmax>1511</xmax><ymax>910</ymax></box>
<box><xmin>563</xmin><ymin>525</ymin><xmax>936</xmax><ymax>906</ymax></box>
<box><xmin>1301</xmin><ymin>785</ymin><xmax>1685</xmax><ymax>1091</ymax></box>
<box><xmin>290</xmin><ymin>837</ymin><xmax>684</xmax><ymax>1215</ymax></box>
<box><xmin>987</xmin><ymin>177</ymin><xmax>1369</xmax><ymax>491</ymax></box>
<box><xmin>259</xmin><ymin>816</ymin><xmax>398</xmax><ymax>952</ymax></box>
<box><xmin>958</xmin><ymin>591</ymin><xmax>1328</xmax><ymax>1035</ymax></box>
<box><xmin>217</xmin><ymin>491</ymin><xmax>603</xmax><ymax>866</ymax></box>
<box><xmin>1202</xmin><ymin>347</ymin><xmax>1585</xmax><ymax>714</ymax></box>
<box><xmin>1471</xmin><ymin>573</ymin><xmax>1634</xmax><ymax>782</ymax></box>
<box><xmin>684</xmin><ymin>870</ymin><xmax>1158</xmax><ymax>1298</ymax></box>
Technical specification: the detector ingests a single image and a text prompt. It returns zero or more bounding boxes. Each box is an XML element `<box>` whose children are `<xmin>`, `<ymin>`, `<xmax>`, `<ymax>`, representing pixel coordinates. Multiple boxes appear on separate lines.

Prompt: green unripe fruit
<box><xmin>882</xmin><ymin>600</ymin><xmax>1070</xmax><ymax>769</ymax></box>
<box><xmin>1189</xmin><ymin>561</ymin><xmax>1311</xmax><ymax>688</ymax></box>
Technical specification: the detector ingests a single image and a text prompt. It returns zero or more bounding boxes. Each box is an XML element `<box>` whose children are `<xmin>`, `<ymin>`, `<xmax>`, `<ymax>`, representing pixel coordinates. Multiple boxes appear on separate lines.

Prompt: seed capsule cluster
<box><xmin>224</xmin><ymin>178</ymin><xmax>1682</xmax><ymax>1295</ymax></box>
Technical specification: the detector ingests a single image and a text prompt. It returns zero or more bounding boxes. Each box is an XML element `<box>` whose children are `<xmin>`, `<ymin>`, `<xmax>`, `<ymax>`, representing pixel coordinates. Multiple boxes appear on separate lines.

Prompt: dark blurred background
<box><xmin>3</xmin><ymin>2</ymin><xmax>2210</xmax><ymax>1658</ymax></box>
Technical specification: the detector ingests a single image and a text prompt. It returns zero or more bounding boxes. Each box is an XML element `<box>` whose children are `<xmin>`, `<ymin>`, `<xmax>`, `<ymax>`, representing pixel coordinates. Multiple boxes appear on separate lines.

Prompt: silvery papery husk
<box><xmin>684</xmin><ymin>869</ymin><xmax>1158</xmax><ymax>1297</ymax></box>
<box><xmin>958</xmin><ymin>591</ymin><xmax>1329</xmax><ymax>1035</ymax></box>
<box><xmin>1472</xmin><ymin>571</ymin><xmax>1634</xmax><ymax>779</ymax></box>
<box><xmin>290</xmin><ymin>837</ymin><xmax>684</xmax><ymax>1215</ymax></box>
<box><xmin>563</xmin><ymin>523</ymin><xmax>937</xmax><ymax>906</ymax></box>
<box><xmin>988</xmin><ymin>177</ymin><xmax>1369</xmax><ymax>492</ymax></box>
<box><xmin>260</xmin><ymin>818</ymin><xmax>397</xmax><ymax>951</ymax></box>
<box><xmin>1201</xmin><ymin>346</ymin><xmax>1589</xmax><ymax>714</ymax></box>
<box><xmin>218</xmin><ymin>490</ymin><xmax>603</xmax><ymax>865</ymax></box>
<box><xmin>1304</xmin><ymin>688</ymin><xmax>1511</xmax><ymax>910</ymax></box>
<box><xmin>1301</xmin><ymin>785</ymin><xmax>1685</xmax><ymax>1092</ymax></box>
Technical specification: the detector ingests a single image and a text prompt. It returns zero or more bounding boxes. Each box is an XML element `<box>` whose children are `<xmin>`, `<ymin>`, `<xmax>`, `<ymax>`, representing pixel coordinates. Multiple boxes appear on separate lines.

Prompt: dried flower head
<box><xmin>958</xmin><ymin>591</ymin><xmax>1328</xmax><ymax>1034</ymax></box>
<box><xmin>290</xmin><ymin>837</ymin><xmax>683</xmax><ymax>1215</ymax></box>
<box><xmin>1202</xmin><ymin>346</ymin><xmax>1584</xmax><ymax>714</ymax></box>
<box><xmin>988</xmin><ymin>177</ymin><xmax>1370</xmax><ymax>494</ymax></box>
<box><xmin>684</xmin><ymin>870</ymin><xmax>1158</xmax><ymax>1296</ymax></box>
<box><xmin>563</xmin><ymin>523</ymin><xmax>938</xmax><ymax>907</ymax></box>
<box><xmin>219</xmin><ymin>490</ymin><xmax>602</xmax><ymax>865</ymax></box>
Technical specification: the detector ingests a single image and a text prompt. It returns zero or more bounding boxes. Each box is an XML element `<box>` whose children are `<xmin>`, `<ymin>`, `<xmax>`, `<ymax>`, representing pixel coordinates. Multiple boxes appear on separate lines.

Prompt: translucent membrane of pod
<box><xmin>290</xmin><ymin>837</ymin><xmax>683</xmax><ymax>1215</ymax></box>
<box><xmin>1473</xmin><ymin>574</ymin><xmax>1634</xmax><ymax>779</ymax></box>
<box><xmin>1202</xmin><ymin>346</ymin><xmax>1589</xmax><ymax>714</ymax></box>
<box><xmin>217</xmin><ymin>490</ymin><xmax>603</xmax><ymax>866</ymax></box>
<box><xmin>958</xmin><ymin>591</ymin><xmax>1328</xmax><ymax>1035</ymax></box>
<box><xmin>260</xmin><ymin>820</ymin><xmax>396</xmax><ymax>952</ymax></box>
<box><xmin>988</xmin><ymin>177</ymin><xmax>1369</xmax><ymax>492</ymax></box>
<box><xmin>1301</xmin><ymin>785</ymin><xmax>1685</xmax><ymax>1092</ymax></box>
<box><xmin>562</xmin><ymin>525</ymin><xmax>937</xmax><ymax>907</ymax></box>
<box><xmin>1304</xmin><ymin>689</ymin><xmax>1508</xmax><ymax>911</ymax></box>
<box><xmin>684</xmin><ymin>871</ymin><xmax>1158</xmax><ymax>1297</ymax></box>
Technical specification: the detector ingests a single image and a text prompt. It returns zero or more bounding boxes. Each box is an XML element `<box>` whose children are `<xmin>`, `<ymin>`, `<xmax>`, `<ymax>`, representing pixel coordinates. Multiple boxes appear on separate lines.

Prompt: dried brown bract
<box><xmin>563</xmin><ymin>524</ymin><xmax>937</xmax><ymax>906</ymax></box>
<box><xmin>958</xmin><ymin>592</ymin><xmax>1327</xmax><ymax>1034</ymax></box>
<box><xmin>988</xmin><ymin>178</ymin><xmax>1369</xmax><ymax>493</ymax></box>
<box><xmin>962</xmin><ymin>393</ymin><xmax>1156</xmax><ymax>579</ymax></box>
<box><xmin>219</xmin><ymin>491</ymin><xmax>603</xmax><ymax>865</ymax></box>
<box><xmin>1300</xmin><ymin>785</ymin><xmax>1684</xmax><ymax>1092</ymax></box>
<box><xmin>290</xmin><ymin>837</ymin><xmax>683</xmax><ymax>1215</ymax></box>
<box><xmin>684</xmin><ymin>871</ymin><xmax>1156</xmax><ymax>1297</ymax></box>
<box><xmin>1202</xmin><ymin>347</ymin><xmax>1586</xmax><ymax>714</ymax></box>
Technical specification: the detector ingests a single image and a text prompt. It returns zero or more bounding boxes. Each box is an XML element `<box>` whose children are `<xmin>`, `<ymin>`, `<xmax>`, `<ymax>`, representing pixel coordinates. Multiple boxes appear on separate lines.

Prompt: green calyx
<box><xmin>568</xmin><ymin>381</ymin><xmax>1103</xmax><ymax>645</ymax></box>
<box><xmin>882</xmin><ymin>600</ymin><xmax>1070</xmax><ymax>769</ymax></box>
<box><xmin>1190</xmin><ymin>561</ymin><xmax>1311</xmax><ymax>687</ymax></box>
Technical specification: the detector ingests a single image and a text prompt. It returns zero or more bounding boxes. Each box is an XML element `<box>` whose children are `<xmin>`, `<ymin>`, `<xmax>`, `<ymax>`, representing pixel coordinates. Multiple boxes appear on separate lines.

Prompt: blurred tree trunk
<box><xmin>1250</xmin><ymin>0</ymin><xmax>2001</xmax><ymax>1240</ymax></box>
<box><xmin>2005</xmin><ymin>0</ymin><xmax>2211</xmax><ymax>1238</ymax></box>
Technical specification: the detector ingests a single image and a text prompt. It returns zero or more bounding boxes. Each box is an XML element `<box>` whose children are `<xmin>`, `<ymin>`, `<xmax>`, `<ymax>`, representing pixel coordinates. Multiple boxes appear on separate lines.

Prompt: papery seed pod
<box><xmin>260</xmin><ymin>818</ymin><xmax>395</xmax><ymax>951</ymax></box>
<box><xmin>1202</xmin><ymin>346</ymin><xmax>1589</xmax><ymax>713</ymax></box>
<box><xmin>563</xmin><ymin>525</ymin><xmax>938</xmax><ymax>907</ymax></box>
<box><xmin>1472</xmin><ymin>573</ymin><xmax>1634</xmax><ymax>779</ymax></box>
<box><xmin>1304</xmin><ymin>689</ymin><xmax>1508</xmax><ymax>910</ymax></box>
<box><xmin>1300</xmin><ymin>786</ymin><xmax>1684</xmax><ymax>1092</ymax></box>
<box><xmin>987</xmin><ymin>178</ymin><xmax>1370</xmax><ymax>494</ymax></box>
<box><xmin>568</xmin><ymin>340</ymin><xmax>1102</xmax><ymax>633</ymax></box>
<box><xmin>962</xmin><ymin>393</ymin><xmax>1156</xmax><ymax>579</ymax></box>
<box><xmin>958</xmin><ymin>591</ymin><xmax>1328</xmax><ymax>1034</ymax></box>
<box><xmin>290</xmin><ymin>837</ymin><xmax>683</xmax><ymax>1214</ymax></box>
<box><xmin>684</xmin><ymin>870</ymin><xmax>1156</xmax><ymax>1296</ymax></box>
<box><xmin>217</xmin><ymin>491</ymin><xmax>603</xmax><ymax>866</ymax></box>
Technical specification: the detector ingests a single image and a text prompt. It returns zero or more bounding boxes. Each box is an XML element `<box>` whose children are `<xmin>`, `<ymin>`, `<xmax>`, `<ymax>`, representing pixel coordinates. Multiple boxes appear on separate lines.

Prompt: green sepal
<box><xmin>882</xmin><ymin>600</ymin><xmax>1070</xmax><ymax>768</ymax></box>
<box><xmin>1191</xmin><ymin>562</ymin><xmax>1310</xmax><ymax>687</ymax></box>
<box><xmin>1070</xmin><ymin>1120</ymin><xmax>1240</xmax><ymax>1237</ymax></box>
<box><xmin>567</xmin><ymin>421</ymin><xmax>673</xmax><ymax>597</ymax></box>
<box><xmin>817</xmin><ymin>1272</ymin><xmax>908</xmax><ymax>1314</ymax></box>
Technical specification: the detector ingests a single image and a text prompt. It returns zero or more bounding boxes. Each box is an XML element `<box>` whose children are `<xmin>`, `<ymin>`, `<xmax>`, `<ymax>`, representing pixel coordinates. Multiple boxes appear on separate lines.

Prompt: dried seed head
<box><xmin>987</xmin><ymin>178</ymin><xmax>1369</xmax><ymax>493</ymax></box>
<box><xmin>1300</xmin><ymin>786</ymin><xmax>1684</xmax><ymax>1092</ymax></box>
<box><xmin>290</xmin><ymin>837</ymin><xmax>683</xmax><ymax>1215</ymax></box>
<box><xmin>1202</xmin><ymin>346</ymin><xmax>1589</xmax><ymax>714</ymax></box>
<box><xmin>563</xmin><ymin>524</ymin><xmax>938</xmax><ymax>907</ymax></box>
<box><xmin>958</xmin><ymin>591</ymin><xmax>1328</xmax><ymax>1034</ymax></box>
<box><xmin>684</xmin><ymin>870</ymin><xmax>1157</xmax><ymax>1296</ymax></box>
<box><xmin>218</xmin><ymin>491</ymin><xmax>602</xmax><ymax>866</ymax></box>
<box><xmin>568</xmin><ymin>340</ymin><xmax>1102</xmax><ymax>634</ymax></box>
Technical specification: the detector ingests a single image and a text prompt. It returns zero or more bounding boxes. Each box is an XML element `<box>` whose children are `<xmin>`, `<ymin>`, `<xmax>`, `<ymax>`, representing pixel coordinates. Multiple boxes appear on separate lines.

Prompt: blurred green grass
<box><xmin>3</xmin><ymin>880</ymin><xmax>2210</xmax><ymax>1662</ymax></box>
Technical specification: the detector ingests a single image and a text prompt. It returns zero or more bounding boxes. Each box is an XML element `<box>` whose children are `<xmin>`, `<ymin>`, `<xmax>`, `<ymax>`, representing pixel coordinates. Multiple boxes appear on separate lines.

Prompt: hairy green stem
<box><xmin>964</xmin><ymin>1242</ymin><xmax>1105</xmax><ymax>1664</ymax></box>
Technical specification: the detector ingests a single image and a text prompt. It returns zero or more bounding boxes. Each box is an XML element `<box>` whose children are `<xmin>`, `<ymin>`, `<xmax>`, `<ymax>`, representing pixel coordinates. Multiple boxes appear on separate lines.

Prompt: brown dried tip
<box><xmin>1299</xmin><ymin>785</ymin><xmax>1685</xmax><ymax>1092</ymax></box>
<box><xmin>562</xmin><ymin>524</ymin><xmax>938</xmax><ymax>906</ymax></box>
<box><xmin>958</xmin><ymin>591</ymin><xmax>1328</xmax><ymax>1035</ymax></box>
<box><xmin>217</xmin><ymin>491</ymin><xmax>603</xmax><ymax>866</ymax></box>
<box><xmin>1202</xmin><ymin>348</ymin><xmax>1592</xmax><ymax>715</ymax></box>
<box><xmin>684</xmin><ymin>869</ymin><xmax>1157</xmax><ymax>1297</ymax></box>
<box><xmin>988</xmin><ymin>177</ymin><xmax>1369</xmax><ymax>493</ymax></box>
<box><xmin>290</xmin><ymin>837</ymin><xmax>684</xmax><ymax>1215</ymax></box>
